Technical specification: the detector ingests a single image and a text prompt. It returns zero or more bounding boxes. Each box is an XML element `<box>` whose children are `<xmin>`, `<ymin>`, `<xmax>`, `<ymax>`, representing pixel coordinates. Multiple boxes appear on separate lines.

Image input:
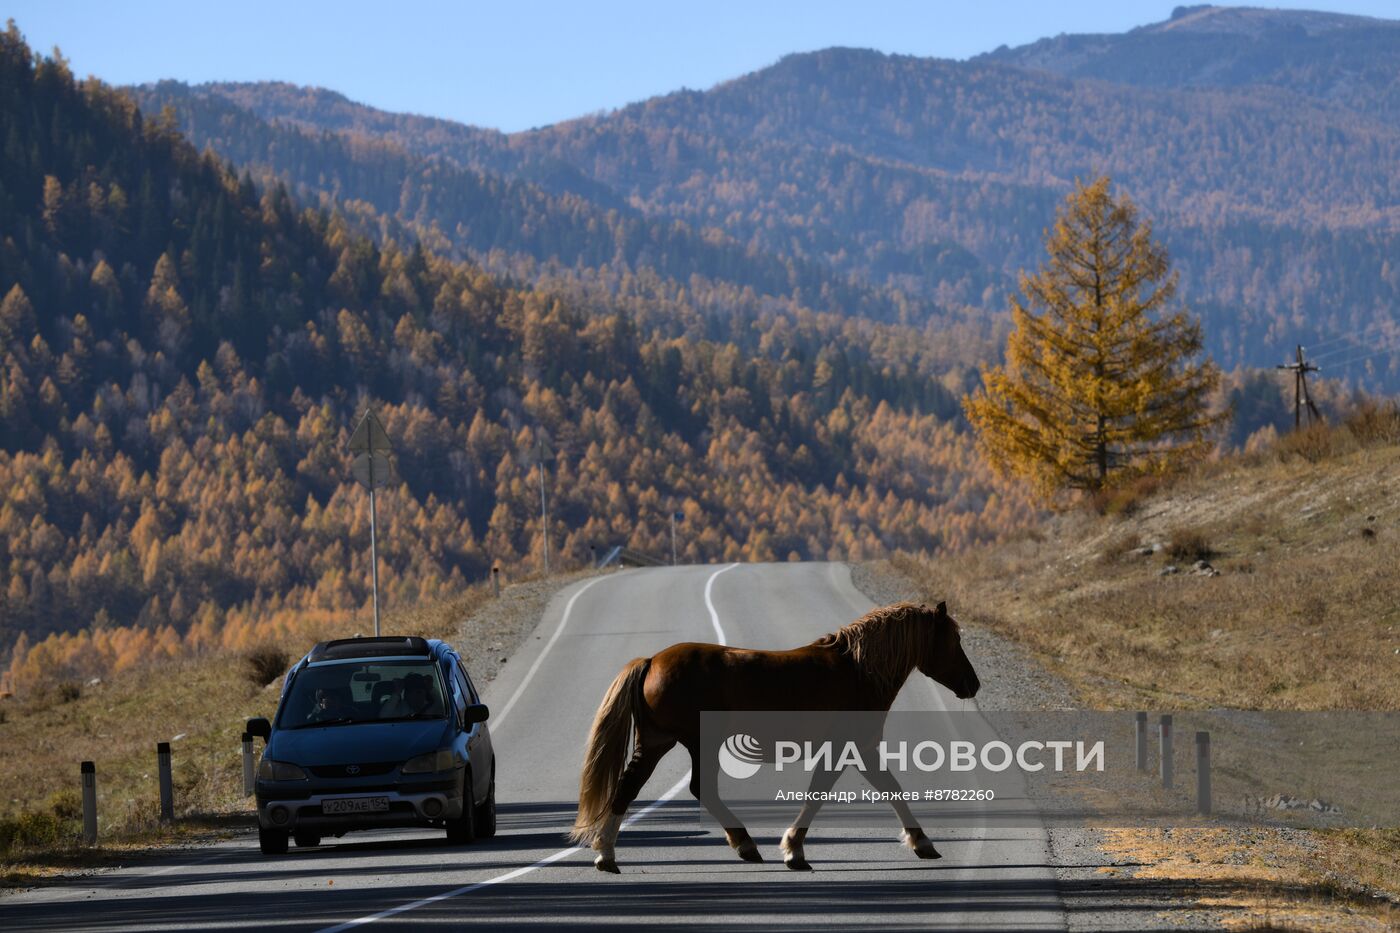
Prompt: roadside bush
<box><xmin>1344</xmin><ymin>400</ymin><xmax>1400</xmax><ymax>447</ymax></box>
<box><xmin>0</xmin><ymin>805</ymin><xmax>73</xmax><ymax>855</ymax></box>
<box><xmin>1166</xmin><ymin>528</ymin><xmax>1215</xmax><ymax>562</ymax></box>
<box><xmin>45</xmin><ymin>789</ymin><xmax>81</xmax><ymax>821</ymax></box>
<box><xmin>245</xmin><ymin>645</ymin><xmax>290</xmax><ymax>687</ymax></box>
<box><xmin>1274</xmin><ymin>421</ymin><xmax>1342</xmax><ymax>464</ymax></box>
<box><xmin>56</xmin><ymin>682</ymin><xmax>81</xmax><ymax>703</ymax></box>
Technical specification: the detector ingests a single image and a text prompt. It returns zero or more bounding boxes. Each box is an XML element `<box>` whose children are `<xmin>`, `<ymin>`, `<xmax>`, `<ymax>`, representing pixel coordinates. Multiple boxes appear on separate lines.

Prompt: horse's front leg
<box><xmin>781</xmin><ymin>766</ymin><xmax>841</xmax><ymax>870</ymax></box>
<box><xmin>861</xmin><ymin>762</ymin><xmax>941</xmax><ymax>859</ymax></box>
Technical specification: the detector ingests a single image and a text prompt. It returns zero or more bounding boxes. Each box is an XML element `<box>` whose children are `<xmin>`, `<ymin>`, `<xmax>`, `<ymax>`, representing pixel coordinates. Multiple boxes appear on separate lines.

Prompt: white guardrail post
<box><xmin>242</xmin><ymin>732</ymin><xmax>256</xmax><ymax>796</ymax></box>
<box><xmin>157</xmin><ymin>742</ymin><xmax>174</xmax><ymax>822</ymax></box>
<box><xmin>1196</xmin><ymin>731</ymin><xmax>1212</xmax><ymax>815</ymax></box>
<box><xmin>80</xmin><ymin>760</ymin><xmax>97</xmax><ymax>845</ymax></box>
<box><xmin>1159</xmin><ymin>714</ymin><xmax>1174</xmax><ymax>790</ymax></box>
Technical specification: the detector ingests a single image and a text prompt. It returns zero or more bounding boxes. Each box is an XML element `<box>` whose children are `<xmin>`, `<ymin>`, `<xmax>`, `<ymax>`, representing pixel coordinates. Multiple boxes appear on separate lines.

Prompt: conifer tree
<box><xmin>964</xmin><ymin>178</ymin><xmax>1221</xmax><ymax>499</ymax></box>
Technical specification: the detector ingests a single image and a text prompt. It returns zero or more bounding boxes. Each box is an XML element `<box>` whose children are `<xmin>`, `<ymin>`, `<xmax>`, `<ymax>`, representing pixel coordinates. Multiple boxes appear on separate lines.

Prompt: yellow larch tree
<box><xmin>963</xmin><ymin>177</ymin><xmax>1223</xmax><ymax>500</ymax></box>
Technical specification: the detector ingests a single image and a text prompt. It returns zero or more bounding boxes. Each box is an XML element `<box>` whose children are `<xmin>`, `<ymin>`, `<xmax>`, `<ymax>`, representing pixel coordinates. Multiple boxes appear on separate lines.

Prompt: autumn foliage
<box><xmin>964</xmin><ymin>179</ymin><xmax>1222</xmax><ymax>499</ymax></box>
<box><xmin>0</xmin><ymin>28</ymin><xmax>1037</xmax><ymax>693</ymax></box>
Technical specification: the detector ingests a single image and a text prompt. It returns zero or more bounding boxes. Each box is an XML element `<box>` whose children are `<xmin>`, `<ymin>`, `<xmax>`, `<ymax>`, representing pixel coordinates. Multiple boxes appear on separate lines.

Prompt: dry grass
<box><xmin>1096</xmin><ymin>826</ymin><xmax>1397</xmax><ymax>932</ymax></box>
<box><xmin>1165</xmin><ymin>527</ymin><xmax>1215</xmax><ymax>562</ymax></box>
<box><xmin>894</xmin><ymin>417</ymin><xmax>1400</xmax><ymax>928</ymax></box>
<box><xmin>0</xmin><ymin>579</ymin><xmax>510</xmax><ymax>881</ymax></box>
<box><xmin>899</xmin><ymin>430</ymin><xmax>1400</xmax><ymax>711</ymax></box>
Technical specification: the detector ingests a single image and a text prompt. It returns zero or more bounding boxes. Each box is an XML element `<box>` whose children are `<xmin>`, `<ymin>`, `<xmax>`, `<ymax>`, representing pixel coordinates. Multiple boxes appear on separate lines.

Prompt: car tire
<box><xmin>445</xmin><ymin>769</ymin><xmax>475</xmax><ymax>844</ymax></box>
<box><xmin>294</xmin><ymin>830</ymin><xmax>322</xmax><ymax>848</ymax></box>
<box><xmin>474</xmin><ymin>772</ymin><xmax>497</xmax><ymax>839</ymax></box>
<box><xmin>259</xmin><ymin>827</ymin><xmax>289</xmax><ymax>855</ymax></box>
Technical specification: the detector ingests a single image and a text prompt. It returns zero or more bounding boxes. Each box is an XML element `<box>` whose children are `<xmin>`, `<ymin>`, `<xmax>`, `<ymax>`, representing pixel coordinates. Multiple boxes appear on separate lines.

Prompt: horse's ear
<box><xmin>934</xmin><ymin>601</ymin><xmax>947</xmax><ymax>618</ymax></box>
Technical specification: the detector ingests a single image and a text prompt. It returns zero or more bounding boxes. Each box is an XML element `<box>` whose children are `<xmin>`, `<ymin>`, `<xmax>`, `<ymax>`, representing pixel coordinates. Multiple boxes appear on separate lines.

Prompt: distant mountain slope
<box><xmin>161</xmin><ymin>9</ymin><xmax>1400</xmax><ymax>388</ymax></box>
<box><xmin>1</xmin><ymin>25</ymin><xmax>1032</xmax><ymax>680</ymax></box>
<box><xmin>132</xmin><ymin>81</ymin><xmax>936</xmax><ymax>327</ymax></box>
<box><xmin>979</xmin><ymin>4</ymin><xmax>1400</xmax><ymax>121</ymax></box>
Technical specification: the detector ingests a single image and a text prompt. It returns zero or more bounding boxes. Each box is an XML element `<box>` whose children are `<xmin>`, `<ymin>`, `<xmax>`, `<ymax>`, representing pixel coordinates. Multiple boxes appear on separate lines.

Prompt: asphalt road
<box><xmin>3</xmin><ymin>563</ymin><xmax>1066</xmax><ymax>931</ymax></box>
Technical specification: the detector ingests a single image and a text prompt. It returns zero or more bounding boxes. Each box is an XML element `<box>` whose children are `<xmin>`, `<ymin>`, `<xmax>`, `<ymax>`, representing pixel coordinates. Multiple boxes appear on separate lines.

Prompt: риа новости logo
<box><xmin>718</xmin><ymin>733</ymin><xmax>765</xmax><ymax>779</ymax></box>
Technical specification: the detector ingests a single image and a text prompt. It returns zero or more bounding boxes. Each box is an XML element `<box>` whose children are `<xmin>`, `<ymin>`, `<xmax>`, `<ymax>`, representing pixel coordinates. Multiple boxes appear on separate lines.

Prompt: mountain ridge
<box><xmin>147</xmin><ymin>13</ymin><xmax>1400</xmax><ymax>387</ymax></box>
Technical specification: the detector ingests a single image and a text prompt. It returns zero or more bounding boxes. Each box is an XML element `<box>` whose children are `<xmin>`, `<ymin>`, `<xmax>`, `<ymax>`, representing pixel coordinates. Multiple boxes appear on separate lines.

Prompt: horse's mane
<box><xmin>813</xmin><ymin>601</ymin><xmax>942</xmax><ymax>689</ymax></box>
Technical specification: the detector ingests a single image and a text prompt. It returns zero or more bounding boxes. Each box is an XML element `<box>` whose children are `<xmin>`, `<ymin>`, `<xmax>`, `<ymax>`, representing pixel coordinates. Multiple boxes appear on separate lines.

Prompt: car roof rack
<box><xmin>308</xmin><ymin>636</ymin><xmax>431</xmax><ymax>663</ymax></box>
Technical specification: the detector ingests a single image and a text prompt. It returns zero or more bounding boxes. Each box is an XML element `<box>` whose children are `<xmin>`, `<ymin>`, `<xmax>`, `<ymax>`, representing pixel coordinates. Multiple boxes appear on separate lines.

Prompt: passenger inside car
<box><xmin>306</xmin><ymin>686</ymin><xmax>350</xmax><ymax>722</ymax></box>
<box><xmin>378</xmin><ymin>678</ymin><xmax>409</xmax><ymax>718</ymax></box>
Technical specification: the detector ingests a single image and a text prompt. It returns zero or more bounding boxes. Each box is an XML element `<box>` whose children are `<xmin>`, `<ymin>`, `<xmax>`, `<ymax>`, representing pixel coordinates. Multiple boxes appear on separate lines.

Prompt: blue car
<box><xmin>246</xmin><ymin>636</ymin><xmax>495</xmax><ymax>855</ymax></box>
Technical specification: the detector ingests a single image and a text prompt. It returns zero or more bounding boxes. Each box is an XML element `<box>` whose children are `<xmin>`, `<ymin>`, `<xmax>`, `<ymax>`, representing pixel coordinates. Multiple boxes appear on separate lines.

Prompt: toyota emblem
<box><xmin>345</xmin><ymin>764</ymin><xmax>361</xmax><ymax>775</ymax></box>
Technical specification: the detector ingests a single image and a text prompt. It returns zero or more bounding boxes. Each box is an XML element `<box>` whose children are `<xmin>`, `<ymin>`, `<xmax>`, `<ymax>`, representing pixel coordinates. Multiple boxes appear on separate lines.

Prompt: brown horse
<box><xmin>571</xmin><ymin>601</ymin><xmax>980</xmax><ymax>872</ymax></box>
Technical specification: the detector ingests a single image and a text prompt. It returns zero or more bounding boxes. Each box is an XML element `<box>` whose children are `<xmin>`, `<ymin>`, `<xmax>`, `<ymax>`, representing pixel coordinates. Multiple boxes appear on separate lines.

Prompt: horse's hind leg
<box><xmin>861</xmin><ymin>763</ymin><xmax>941</xmax><ymax>859</ymax></box>
<box><xmin>686</xmin><ymin>744</ymin><xmax>762</xmax><ymax>863</ymax></box>
<box><xmin>594</xmin><ymin>731</ymin><xmax>675</xmax><ymax>873</ymax></box>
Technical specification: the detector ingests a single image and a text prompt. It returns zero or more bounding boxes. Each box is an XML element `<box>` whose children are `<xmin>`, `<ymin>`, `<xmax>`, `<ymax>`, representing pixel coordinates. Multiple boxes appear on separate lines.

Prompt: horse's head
<box><xmin>916</xmin><ymin>602</ymin><xmax>980</xmax><ymax>700</ymax></box>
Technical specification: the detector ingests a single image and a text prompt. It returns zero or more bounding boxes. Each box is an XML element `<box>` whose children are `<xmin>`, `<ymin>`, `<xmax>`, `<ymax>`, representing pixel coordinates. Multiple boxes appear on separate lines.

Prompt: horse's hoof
<box><xmin>736</xmin><ymin>841</ymin><xmax>764</xmax><ymax>863</ymax></box>
<box><xmin>784</xmin><ymin>856</ymin><xmax>812</xmax><ymax>871</ymax></box>
<box><xmin>902</xmin><ymin>831</ymin><xmax>941</xmax><ymax>860</ymax></box>
<box><xmin>594</xmin><ymin>856</ymin><xmax>620</xmax><ymax>874</ymax></box>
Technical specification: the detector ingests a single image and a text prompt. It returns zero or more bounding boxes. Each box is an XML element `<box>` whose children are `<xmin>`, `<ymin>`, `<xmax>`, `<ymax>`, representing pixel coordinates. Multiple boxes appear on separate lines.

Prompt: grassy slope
<box><xmin>896</xmin><ymin>421</ymin><xmax>1400</xmax><ymax>930</ymax></box>
<box><xmin>900</xmin><ymin>433</ymin><xmax>1400</xmax><ymax>712</ymax></box>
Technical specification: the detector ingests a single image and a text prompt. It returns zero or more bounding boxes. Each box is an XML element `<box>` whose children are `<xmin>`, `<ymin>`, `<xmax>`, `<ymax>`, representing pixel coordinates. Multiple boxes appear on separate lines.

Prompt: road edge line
<box><xmin>491</xmin><ymin>574</ymin><xmax>607</xmax><ymax>730</ymax></box>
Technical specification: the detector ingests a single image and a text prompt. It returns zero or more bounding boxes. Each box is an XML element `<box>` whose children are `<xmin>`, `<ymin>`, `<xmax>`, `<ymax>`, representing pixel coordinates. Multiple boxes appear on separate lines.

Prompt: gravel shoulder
<box><xmin>451</xmin><ymin>570</ymin><xmax>594</xmax><ymax>689</ymax></box>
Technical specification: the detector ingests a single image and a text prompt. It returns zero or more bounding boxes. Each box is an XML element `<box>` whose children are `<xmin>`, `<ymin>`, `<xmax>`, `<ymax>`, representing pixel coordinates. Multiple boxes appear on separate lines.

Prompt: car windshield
<box><xmin>279</xmin><ymin>659</ymin><xmax>448</xmax><ymax>729</ymax></box>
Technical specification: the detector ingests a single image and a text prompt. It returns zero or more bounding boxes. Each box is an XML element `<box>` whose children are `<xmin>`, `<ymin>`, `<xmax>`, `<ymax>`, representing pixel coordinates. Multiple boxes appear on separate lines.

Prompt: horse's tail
<box><xmin>571</xmin><ymin>656</ymin><xmax>649</xmax><ymax>846</ymax></box>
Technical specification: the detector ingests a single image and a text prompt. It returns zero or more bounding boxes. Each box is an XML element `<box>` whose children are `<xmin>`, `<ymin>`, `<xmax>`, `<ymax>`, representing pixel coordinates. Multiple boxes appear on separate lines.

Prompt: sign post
<box><xmin>670</xmin><ymin>511</ymin><xmax>684</xmax><ymax>566</ymax></box>
<box><xmin>349</xmin><ymin>410</ymin><xmax>393</xmax><ymax>636</ymax></box>
<box><xmin>527</xmin><ymin>435</ymin><xmax>555</xmax><ymax>576</ymax></box>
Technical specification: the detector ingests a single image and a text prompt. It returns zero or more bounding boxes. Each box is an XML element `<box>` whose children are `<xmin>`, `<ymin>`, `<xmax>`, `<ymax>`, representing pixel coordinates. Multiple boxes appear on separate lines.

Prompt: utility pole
<box><xmin>1277</xmin><ymin>345</ymin><xmax>1322</xmax><ymax>429</ymax></box>
<box><xmin>669</xmin><ymin>511</ymin><xmax>682</xmax><ymax>566</ymax></box>
<box><xmin>350</xmin><ymin>409</ymin><xmax>393</xmax><ymax>636</ymax></box>
<box><xmin>535</xmin><ymin>436</ymin><xmax>552</xmax><ymax>576</ymax></box>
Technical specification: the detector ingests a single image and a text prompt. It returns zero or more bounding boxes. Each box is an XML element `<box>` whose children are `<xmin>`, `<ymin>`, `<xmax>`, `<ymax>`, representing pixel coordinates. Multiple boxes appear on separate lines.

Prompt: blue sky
<box><xmin>7</xmin><ymin>1</ymin><xmax>1397</xmax><ymax>132</ymax></box>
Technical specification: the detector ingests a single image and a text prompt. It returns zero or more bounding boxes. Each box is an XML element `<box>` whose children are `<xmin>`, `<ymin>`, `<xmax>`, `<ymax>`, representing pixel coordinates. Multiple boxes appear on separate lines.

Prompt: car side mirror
<box><xmin>462</xmin><ymin>703</ymin><xmax>489</xmax><ymax>726</ymax></box>
<box><xmin>246</xmin><ymin>717</ymin><xmax>272</xmax><ymax>741</ymax></box>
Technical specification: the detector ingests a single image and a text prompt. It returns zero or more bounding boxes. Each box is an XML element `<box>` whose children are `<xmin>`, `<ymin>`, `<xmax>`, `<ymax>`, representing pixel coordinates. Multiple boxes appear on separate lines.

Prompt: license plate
<box><xmin>322</xmin><ymin>796</ymin><xmax>389</xmax><ymax>815</ymax></box>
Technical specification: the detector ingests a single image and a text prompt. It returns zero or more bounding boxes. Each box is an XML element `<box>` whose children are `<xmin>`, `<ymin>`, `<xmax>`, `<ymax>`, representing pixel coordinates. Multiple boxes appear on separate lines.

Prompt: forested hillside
<box><xmin>146</xmin><ymin>6</ymin><xmax>1400</xmax><ymax>389</ymax></box>
<box><xmin>0</xmin><ymin>26</ymin><xmax>1033</xmax><ymax>691</ymax></box>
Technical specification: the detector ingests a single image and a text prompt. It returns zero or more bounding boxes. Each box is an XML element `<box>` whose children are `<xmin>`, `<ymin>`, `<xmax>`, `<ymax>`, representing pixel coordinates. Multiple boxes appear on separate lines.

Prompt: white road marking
<box><xmin>491</xmin><ymin>574</ymin><xmax>607</xmax><ymax>730</ymax></box>
<box><xmin>317</xmin><ymin>563</ymin><xmax>739</xmax><ymax>932</ymax></box>
<box><xmin>316</xmin><ymin>773</ymin><xmax>691</xmax><ymax>933</ymax></box>
<box><xmin>704</xmin><ymin>562</ymin><xmax>739</xmax><ymax>643</ymax></box>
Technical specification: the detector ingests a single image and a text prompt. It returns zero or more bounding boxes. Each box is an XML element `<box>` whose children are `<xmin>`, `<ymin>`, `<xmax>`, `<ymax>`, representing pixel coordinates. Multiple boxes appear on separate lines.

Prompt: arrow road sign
<box><xmin>349</xmin><ymin>410</ymin><xmax>393</xmax><ymax>454</ymax></box>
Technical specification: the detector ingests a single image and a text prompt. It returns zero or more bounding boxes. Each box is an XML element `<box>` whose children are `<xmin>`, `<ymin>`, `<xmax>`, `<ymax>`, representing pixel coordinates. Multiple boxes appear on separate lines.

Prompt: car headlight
<box><xmin>401</xmin><ymin>749</ymin><xmax>454</xmax><ymax>774</ymax></box>
<box><xmin>258</xmin><ymin>759</ymin><xmax>308</xmax><ymax>781</ymax></box>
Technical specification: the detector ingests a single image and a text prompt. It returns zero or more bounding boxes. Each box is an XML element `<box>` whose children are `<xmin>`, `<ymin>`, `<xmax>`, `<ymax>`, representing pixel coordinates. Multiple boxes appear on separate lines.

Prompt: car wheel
<box><xmin>474</xmin><ymin>772</ymin><xmax>497</xmax><ymax>839</ymax></box>
<box><xmin>445</xmin><ymin>769</ymin><xmax>475</xmax><ymax>844</ymax></box>
<box><xmin>259</xmin><ymin>827</ymin><xmax>289</xmax><ymax>855</ymax></box>
<box><xmin>294</xmin><ymin>830</ymin><xmax>322</xmax><ymax>848</ymax></box>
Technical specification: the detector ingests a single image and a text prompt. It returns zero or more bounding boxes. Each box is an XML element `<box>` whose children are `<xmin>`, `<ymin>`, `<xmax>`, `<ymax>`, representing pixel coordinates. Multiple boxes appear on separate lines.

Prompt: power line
<box><xmin>1322</xmin><ymin>339</ymin><xmax>1400</xmax><ymax>371</ymax></box>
